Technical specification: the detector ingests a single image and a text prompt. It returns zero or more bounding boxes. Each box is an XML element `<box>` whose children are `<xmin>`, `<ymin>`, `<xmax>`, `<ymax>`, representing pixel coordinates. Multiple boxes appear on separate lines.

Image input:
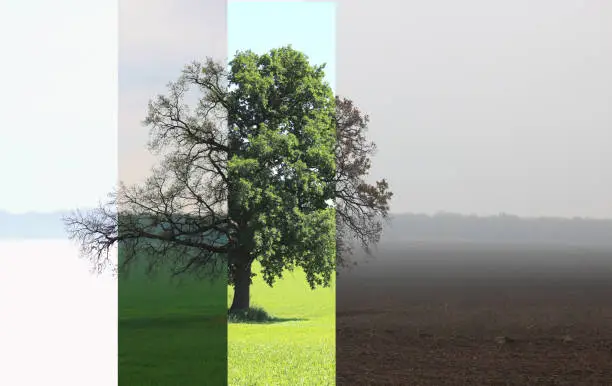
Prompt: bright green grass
<box><xmin>119</xmin><ymin>255</ymin><xmax>227</xmax><ymax>385</ymax></box>
<box><xmin>228</xmin><ymin>262</ymin><xmax>335</xmax><ymax>386</ymax></box>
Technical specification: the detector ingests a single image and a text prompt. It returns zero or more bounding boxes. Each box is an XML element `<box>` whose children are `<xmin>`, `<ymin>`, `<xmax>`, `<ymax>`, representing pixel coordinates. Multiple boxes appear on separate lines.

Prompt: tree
<box><xmin>333</xmin><ymin>96</ymin><xmax>393</xmax><ymax>269</ymax></box>
<box><xmin>64</xmin><ymin>46</ymin><xmax>392</xmax><ymax>312</ymax></box>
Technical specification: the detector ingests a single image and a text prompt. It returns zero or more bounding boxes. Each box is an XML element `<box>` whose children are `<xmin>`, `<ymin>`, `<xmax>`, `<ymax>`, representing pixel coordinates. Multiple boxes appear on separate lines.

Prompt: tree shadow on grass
<box><xmin>227</xmin><ymin>306</ymin><xmax>309</xmax><ymax>324</ymax></box>
<box><xmin>119</xmin><ymin>313</ymin><xmax>308</xmax><ymax>327</ymax></box>
<box><xmin>229</xmin><ymin>316</ymin><xmax>309</xmax><ymax>325</ymax></box>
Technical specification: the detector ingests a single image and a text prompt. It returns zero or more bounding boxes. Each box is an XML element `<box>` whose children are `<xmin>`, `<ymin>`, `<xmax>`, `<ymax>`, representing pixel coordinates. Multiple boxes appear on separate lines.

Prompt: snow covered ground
<box><xmin>0</xmin><ymin>240</ymin><xmax>117</xmax><ymax>385</ymax></box>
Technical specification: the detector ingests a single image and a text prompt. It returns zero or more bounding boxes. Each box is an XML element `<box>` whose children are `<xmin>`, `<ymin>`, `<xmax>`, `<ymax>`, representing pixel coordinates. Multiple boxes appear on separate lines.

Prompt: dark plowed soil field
<box><xmin>336</xmin><ymin>244</ymin><xmax>612</xmax><ymax>385</ymax></box>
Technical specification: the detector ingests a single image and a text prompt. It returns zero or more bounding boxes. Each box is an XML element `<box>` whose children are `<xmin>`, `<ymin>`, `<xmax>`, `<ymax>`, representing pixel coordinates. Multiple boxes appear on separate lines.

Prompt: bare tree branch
<box><xmin>334</xmin><ymin>96</ymin><xmax>394</xmax><ymax>270</ymax></box>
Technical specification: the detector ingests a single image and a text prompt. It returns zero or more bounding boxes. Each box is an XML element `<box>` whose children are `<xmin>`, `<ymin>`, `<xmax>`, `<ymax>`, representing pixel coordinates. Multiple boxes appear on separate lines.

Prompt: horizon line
<box><xmin>2</xmin><ymin>209</ymin><xmax>611</xmax><ymax>222</ymax></box>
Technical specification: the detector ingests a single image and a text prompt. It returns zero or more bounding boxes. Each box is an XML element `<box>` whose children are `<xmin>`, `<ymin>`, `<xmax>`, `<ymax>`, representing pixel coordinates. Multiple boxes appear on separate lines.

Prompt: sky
<box><xmin>333</xmin><ymin>0</ymin><xmax>612</xmax><ymax>218</ymax></box>
<box><xmin>2</xmin><ymin>0</ymin><xmax>610</xmax><ymax>219</ymax></box>
<box><xmin>118</xmin><ymin>0</ymin><xmax>335</xmax><ymax>188</ymax></box>
<box><xmin>118</xmin><ymin>0</ymin><xmax>227</xmax><ymax>188</ymax></box>
<box><xmin>228</xmin><ymin>1</ymin><xmax>336</xmax><ymax>91</ymax></box>
<box><xmin>0</xmin><ymin>0</ymin><xmax>117</xmax><ymax>214</ymax></box>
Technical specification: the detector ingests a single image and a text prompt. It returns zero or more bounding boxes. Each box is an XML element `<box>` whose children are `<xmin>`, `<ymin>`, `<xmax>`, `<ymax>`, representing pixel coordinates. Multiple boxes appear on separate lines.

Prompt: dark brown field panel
<box><xmin>336</xmin><ymin>244</ymin><xmax>612</xmax><ymax>385</ymax></box>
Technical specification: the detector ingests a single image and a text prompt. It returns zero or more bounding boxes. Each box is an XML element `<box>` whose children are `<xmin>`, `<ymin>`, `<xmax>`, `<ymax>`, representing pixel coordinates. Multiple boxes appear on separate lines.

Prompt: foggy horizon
<box><xmin>3</xmin><ymin>208</ymin><xmax>612</xmax><ymax>221</ymax></box>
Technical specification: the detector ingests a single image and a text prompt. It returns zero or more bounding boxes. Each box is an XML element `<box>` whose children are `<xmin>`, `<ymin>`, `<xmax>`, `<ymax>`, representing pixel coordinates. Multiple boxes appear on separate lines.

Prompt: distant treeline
<box><xmin>3</xmin><ymin>210</ymin><xmax>612</xmax><ymax>247</ymax></box>
<box><xmin>382</xmin><ymin>212</ymin><xmax>612</xmax><ymax>247</ymax></box>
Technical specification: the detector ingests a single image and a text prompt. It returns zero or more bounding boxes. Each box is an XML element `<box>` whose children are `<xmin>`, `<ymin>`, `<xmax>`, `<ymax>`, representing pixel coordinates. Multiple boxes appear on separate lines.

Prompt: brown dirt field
<box><xmin>336</xmin><ymin>244</ymin><xmax>612</xmax><ymax>385</ymax></box>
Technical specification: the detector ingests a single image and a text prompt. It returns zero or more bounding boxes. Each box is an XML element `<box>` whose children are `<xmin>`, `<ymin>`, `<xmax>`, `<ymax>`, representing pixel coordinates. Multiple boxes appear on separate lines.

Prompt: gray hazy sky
<box><xmin>334</xmin><ymin>0</ymin><xmax>611</xmax><ymax>218</ymax></box>
<box><xmin>116</xmin><ymin>0</ymin><xmax>611</xmax><ymax>219</ymax></box>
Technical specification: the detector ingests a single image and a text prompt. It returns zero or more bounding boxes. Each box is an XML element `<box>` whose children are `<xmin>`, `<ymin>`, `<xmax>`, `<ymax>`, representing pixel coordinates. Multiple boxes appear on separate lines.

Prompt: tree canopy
<box><xmin>64</xmin><ymin>46</ymin><xmax>392</xmax><ymax>311</ymax></box>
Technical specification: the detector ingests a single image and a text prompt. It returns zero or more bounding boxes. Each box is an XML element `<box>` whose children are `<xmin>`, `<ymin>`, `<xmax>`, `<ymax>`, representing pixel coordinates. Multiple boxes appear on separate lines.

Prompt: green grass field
<box><xmin>118</xmin><ymin>248</ymin><xmax>334</xmax><ymax>385</ymax></box>
<box><xmin>228</xmin><ymin>262</ymin><xmax>335</xmax><ymax>386</ymax></box>
<box><xmin>118</xmin><ymin>256</ymin><xmax>228</xmax><ymax>385</ymax></box>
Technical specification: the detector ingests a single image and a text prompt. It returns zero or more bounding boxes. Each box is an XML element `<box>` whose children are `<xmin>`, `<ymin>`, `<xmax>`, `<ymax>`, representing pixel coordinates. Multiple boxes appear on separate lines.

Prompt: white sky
<box><xmin>0</xmin><ymin>0</ymin><xmax>117</xmax><ymax>214</ymax></box>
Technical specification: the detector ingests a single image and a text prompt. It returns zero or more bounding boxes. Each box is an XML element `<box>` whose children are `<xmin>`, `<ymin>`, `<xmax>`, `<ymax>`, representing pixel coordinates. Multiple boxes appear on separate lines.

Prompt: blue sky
<box><xmin>228</xmin><ymin>1</ymin><xmax>336</xmax><ymax>92</ymax></box>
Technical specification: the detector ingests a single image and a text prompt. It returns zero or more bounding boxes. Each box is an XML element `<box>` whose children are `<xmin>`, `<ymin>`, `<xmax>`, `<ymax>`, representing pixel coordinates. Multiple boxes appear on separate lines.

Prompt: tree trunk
<box><xmin>229</xmin><ymin>261</ymin><xmax>251</xmax><ymax>312</ymax></box>
<box><xmin>227</xmin><ymin>121</ymin><xmax>251</xmax><ymax>312</ymax></box>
